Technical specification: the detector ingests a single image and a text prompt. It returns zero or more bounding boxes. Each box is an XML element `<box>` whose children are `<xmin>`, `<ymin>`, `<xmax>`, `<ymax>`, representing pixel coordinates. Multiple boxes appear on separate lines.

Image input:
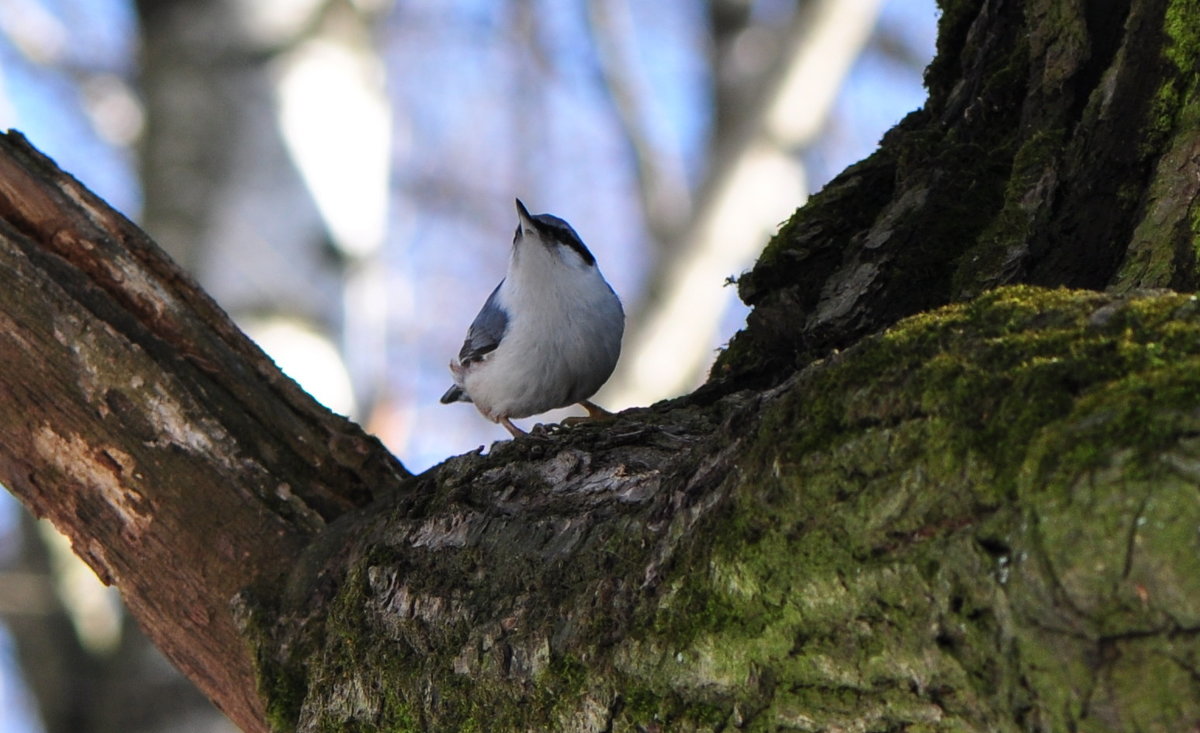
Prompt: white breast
<box><xmin>462</xmin><ymin>242</ymin><xmax>623</xmax><ymax>420</ymax></box>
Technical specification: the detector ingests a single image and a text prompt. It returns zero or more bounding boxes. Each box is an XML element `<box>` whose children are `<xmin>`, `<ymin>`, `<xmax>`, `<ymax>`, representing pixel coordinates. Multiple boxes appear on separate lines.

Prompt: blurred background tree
<box><xmin>0</xmin><ymin>0</ymin><xmax>934</xmax><ymax>730</ymax></box>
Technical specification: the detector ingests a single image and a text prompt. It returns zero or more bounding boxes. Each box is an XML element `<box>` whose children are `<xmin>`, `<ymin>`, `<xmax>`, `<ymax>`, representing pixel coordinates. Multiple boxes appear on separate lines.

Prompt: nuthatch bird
<box><xmin>440</xmin><ymin>199</ymin><xmax>624</xmax><ymax>437</ymax></box>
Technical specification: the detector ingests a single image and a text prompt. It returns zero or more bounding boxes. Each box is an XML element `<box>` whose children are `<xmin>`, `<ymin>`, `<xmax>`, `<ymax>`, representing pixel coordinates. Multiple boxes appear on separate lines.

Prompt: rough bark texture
<box><xmin>246</xmin><ymin>0</ymin><xmax>1200</xmax><ymax>729</ymax></box>
<box><xmin>256</xmin><ymin>286</ymin><xmax>1200</xmax><ymax>732</ymax></box>
<box><xmin>1</xmin><ymin>0</ymin><xmax>1199</xmax><ymax>731</ymax></box>
<box><xmin>719</xmin><ymin>0</ymin><xmax>1200</xmax><ymax>387</ymax></box>
<box><xmin>0</xmin><ymin>133</ymin><xmax>407</xmax><ymax>733</ymax></box>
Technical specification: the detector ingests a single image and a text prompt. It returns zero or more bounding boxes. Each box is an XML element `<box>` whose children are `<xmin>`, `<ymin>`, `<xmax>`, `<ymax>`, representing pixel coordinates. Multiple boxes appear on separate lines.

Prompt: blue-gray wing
<box><xmin>458</xmin><ymin>282</ymin><xmax>508</xmax><ymax>365</ymax></box>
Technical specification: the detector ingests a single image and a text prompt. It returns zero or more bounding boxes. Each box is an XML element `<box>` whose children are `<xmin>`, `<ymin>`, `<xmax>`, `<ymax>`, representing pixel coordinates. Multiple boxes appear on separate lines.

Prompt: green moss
<box><xmin>1026</xmin><ymin>1</ymin><xmax>1088</xmax><ymax>90</ymax></box>
<box><xmin>609</xmin><ymin>686</ymin><xmax>729</xmax><ymax>731</ymax></box>
<box><xmin>1175</xmin><ymin>83</ymin><xmax>1200</xmax><ymax>265</ymax></box>
<box><xmin>1143</xmin><ymin>80</ymin><xmax>1182</xmax><ymax>159</ymax></box>
<box><xmin>1138</xmin><ymin>0</ymin><xmax>1200</xmax><ymax>158</ymax></box>
<box><xmin>1193</xmin><ymin>179</ymin><xmax>1200</xmax><ymax>251</ymax></box>
<box><xmin>232</xmin><ymin>590</ymin><xmax>311</xmax><ymax>732</ymax></box>
<box><xmin>951</xmin><ymin>129</ymin><xmax>1065</xmax><ymax>296</ymax></box>
<box><xmin>1163</xmin><ymin>0</ymin><xmax>1200</xmax><ymax>76</ymax></box>
<box><xmin>925</xmin><ymin>0</ymin><xmax>983</xmax><ymax>103</ymax></box>
<box><xmin>1112</xmin><ymin>79</ymin><xmax>1200</xmax><ymax>290</ymax></box>
<box><xmin>1104</xmin><ymin>639</ymin><xmax>1200</xmax><ymax>726</ymax></box>
<box><xmin>256</xmin><ymin>287</ymin><xmax>1200</xmax><ymax>731</ymax></box>
<box><xmin>260</xmin><ymin>662</ymin><xmax>308</xmax><ymax>732</ymax></box>
<box><xmin>718</xmin><ymin>14</ymin><xmax>1031</xmax><ymax>385</ymax></box>
<box><xmin>649</xmin><ymin>287</ymin><xmax>1200</xmax><ymax>730</ymax></box>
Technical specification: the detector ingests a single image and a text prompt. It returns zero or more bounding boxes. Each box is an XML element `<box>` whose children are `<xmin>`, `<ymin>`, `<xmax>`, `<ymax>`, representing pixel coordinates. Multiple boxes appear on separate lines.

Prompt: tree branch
<box><xmin>256</xmin><ymin>285</ymin><xmax>1200</xmax><ymax>731</ymax></box>
<box><xmin>0</xmin><ymin>130</ymin><xmax>407</xmax><ymax>732</ymax></box>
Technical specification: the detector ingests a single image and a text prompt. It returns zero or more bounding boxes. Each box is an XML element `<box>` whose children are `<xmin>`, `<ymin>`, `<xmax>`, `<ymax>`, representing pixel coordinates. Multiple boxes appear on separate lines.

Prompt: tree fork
<box><xmin>2</xmin><ymin>0</ymin><xmax>1200</xmax><ymax>729</ymax></box>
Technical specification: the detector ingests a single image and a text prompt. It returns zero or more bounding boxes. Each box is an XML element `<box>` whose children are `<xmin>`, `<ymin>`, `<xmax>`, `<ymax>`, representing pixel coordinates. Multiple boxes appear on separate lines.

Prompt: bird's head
<box><xmin>513</xmin><ymin>198</ymin><xmax>596</xmax><ymax>270</ymax></box>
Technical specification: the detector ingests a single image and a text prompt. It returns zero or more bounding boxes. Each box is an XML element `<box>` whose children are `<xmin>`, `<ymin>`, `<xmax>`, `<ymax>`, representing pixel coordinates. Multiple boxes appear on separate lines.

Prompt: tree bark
<box><xmin>721</xmin><ymin>0</ymin><xmax>1200</xmax><ymax>387</ymax></box>
<box><xmin>0</xmin><ymin>133</ymin><xmax>406</xmax><ymax>732</ymax></box>
<box><xmin>1</xmin><ymin>0</ymin><xmax>1199</xmax><ymax>731</ymax></box>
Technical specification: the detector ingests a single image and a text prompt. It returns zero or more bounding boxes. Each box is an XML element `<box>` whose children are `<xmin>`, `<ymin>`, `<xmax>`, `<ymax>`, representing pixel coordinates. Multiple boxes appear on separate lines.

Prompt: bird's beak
<box><xmin>515</xmin><ymin>198</ymin><xmax>534</xmax><ymax>233</ymax></box>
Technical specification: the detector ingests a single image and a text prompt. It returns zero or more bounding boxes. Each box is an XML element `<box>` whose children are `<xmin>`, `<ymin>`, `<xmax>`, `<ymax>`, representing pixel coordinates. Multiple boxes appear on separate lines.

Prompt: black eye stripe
<box><xmin>530</xmin><ymin>213</ymin><xmax>596</xmax><ymax>266</ymax></box>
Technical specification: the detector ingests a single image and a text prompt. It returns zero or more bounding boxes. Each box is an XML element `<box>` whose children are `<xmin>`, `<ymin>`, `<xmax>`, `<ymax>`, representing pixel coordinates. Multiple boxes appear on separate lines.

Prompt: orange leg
<box><xmin>560</xmin><ymin>400</ymin><xmax>613</xmax><ymax>427</ymax></box>
<box><xmin>579</xmin><ymin>400</ymin><xmax>611</xmax><ymax>418</ymax></box>
<box><xmin>498</xmin><ymin>416</ymin><xmax>527</xmax><ymax>438</ymax></box>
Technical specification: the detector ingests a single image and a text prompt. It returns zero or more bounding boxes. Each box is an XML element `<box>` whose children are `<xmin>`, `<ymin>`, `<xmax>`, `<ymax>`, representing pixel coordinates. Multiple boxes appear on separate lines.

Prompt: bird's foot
<box><xmin>499</xmin><ymin>416</ymin><xmax>527</xmax><ymax>438</ymax></box>
<box><xmin>500</xmin><ymin>418</ymin><xmax>558</xmax><ymax>443</ymax></box>
<box><xmin>580</xmin><ymin>400</ymin><xmax>611</xmax><ymax>417</ymax></box>
<box><xmin>560</xmin><ymin>400</ymin><xmax>614</xmax><ymax>428</ymax></box>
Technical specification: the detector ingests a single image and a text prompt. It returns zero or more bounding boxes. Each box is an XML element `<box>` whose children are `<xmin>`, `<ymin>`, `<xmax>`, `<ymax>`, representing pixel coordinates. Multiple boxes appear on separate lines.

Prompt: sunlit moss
<box><xmin>643</xmin><ymin>286</ymin><xmax>1200</xmax><ymax>730</ymax></box>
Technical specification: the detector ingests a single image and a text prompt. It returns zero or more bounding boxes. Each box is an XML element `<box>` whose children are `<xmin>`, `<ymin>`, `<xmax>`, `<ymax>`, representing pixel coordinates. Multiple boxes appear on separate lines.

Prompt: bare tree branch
<box><xmin>0</xmin><ymin>131</ymin><xmax>406</xmax><ymax>733</ymax></box>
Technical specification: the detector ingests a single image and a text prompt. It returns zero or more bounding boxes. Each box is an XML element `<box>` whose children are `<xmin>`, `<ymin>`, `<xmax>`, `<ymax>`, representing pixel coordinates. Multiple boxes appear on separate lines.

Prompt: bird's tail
<box><xmin>440</xmin><ymin>385</ymin><xmax>470</xmax><ymax>404</ymax></box>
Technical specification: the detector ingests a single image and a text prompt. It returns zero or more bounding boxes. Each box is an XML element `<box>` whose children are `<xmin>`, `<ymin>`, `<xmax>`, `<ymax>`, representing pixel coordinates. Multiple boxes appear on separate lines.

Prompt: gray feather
<box><xmin>458</xmin><ymin>282</ymin><xmax>509</xmax><ymax>365</ymax></box>
<box><xmin>440</xmin><ymin>283</ymin><xmax>509</xmax><ymax>404</ymax></box>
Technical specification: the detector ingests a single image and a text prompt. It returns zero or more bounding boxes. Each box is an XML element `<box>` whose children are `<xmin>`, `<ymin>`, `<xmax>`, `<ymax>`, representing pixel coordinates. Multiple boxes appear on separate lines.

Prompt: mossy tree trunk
<box><xmin>723</xmin><ymin>0</ymin><xmax>1200</xmax><ymax>384</ymax></box>
<box><xmin>1</xmin><ymin>1</ymin><xmax>1198</xmax><ymax>731</ymax></box>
